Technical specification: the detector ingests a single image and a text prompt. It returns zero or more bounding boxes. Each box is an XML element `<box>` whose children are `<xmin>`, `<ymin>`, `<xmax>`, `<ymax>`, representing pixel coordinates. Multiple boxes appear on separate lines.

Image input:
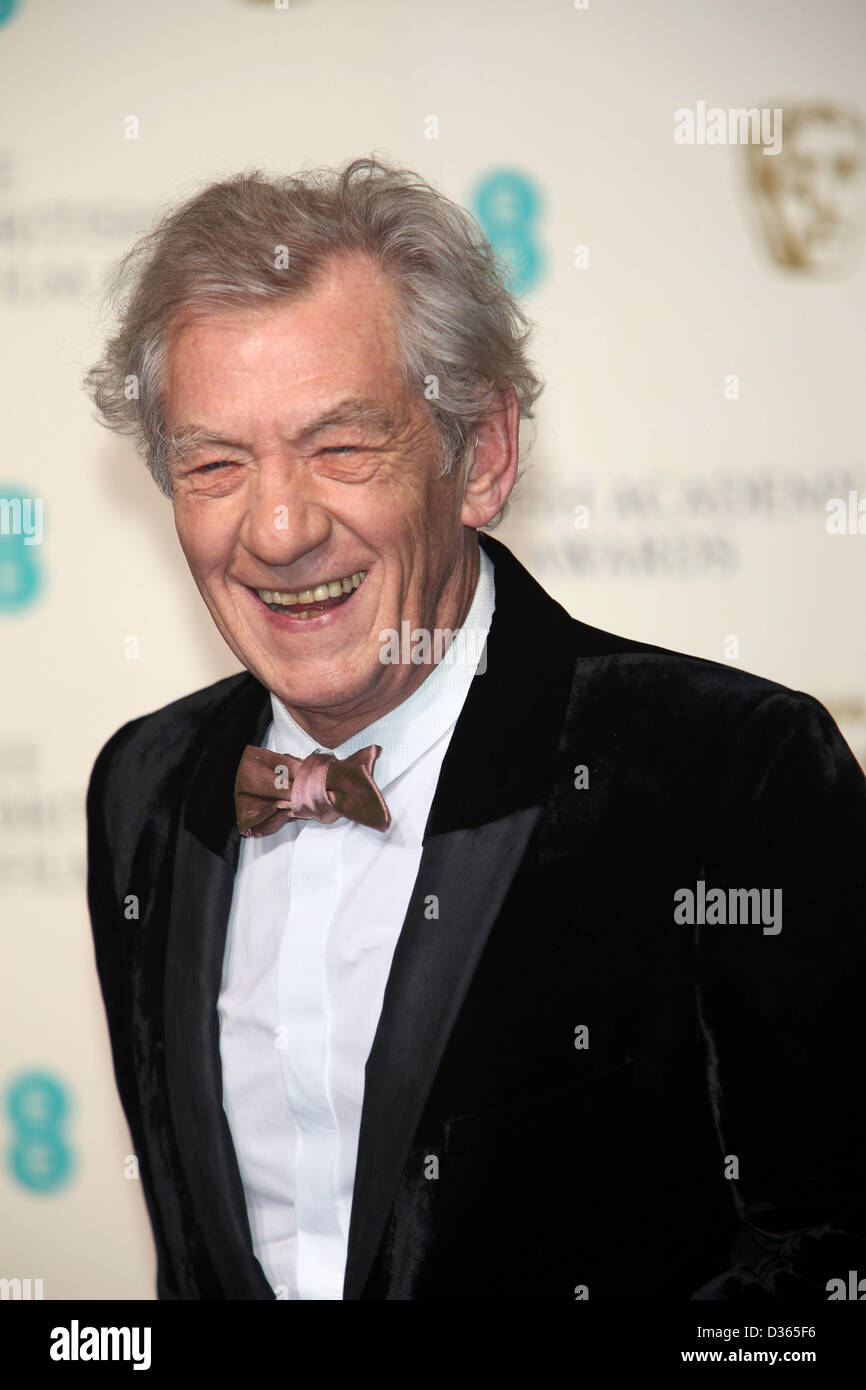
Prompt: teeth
<box><xmin>257</xmin><ymin>571</ymin><xmax>367</xmax><ymax>607</ymax></box>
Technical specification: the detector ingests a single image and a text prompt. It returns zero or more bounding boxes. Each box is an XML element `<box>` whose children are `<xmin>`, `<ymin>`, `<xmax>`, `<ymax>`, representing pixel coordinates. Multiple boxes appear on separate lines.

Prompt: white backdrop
<box><xmin>1</xmin><ymin>0</ymin><xmax>864</xmax><ymax>1299</ymax></box>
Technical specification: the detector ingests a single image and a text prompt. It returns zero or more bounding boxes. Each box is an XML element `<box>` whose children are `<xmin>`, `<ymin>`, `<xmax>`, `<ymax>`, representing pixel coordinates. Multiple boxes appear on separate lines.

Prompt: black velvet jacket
<box><xmin>86</xmin><ymin>532</ymin><xmax>866</xmax><ymax>1300</ymax></box>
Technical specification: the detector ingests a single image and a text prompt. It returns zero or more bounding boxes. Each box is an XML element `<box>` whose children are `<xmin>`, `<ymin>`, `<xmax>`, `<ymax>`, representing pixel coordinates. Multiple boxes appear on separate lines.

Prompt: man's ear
<box><xmin>459</xmin><ymin>385</ymin><xmax>521</xmax><ymax>529</ymax></box>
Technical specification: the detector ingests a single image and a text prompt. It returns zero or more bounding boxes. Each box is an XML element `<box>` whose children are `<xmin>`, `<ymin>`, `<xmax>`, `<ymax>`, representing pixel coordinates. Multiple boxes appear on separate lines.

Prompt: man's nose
<box><xmin>241</xmin><ymin>461</ymin><xmax>332</xmax><ymax>567</ymax></box>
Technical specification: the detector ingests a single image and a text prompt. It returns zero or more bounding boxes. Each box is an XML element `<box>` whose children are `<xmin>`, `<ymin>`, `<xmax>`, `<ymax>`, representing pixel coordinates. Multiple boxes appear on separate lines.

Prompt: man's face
<box><xmin>164</xmin><ymin>254</ymin><xmax>480</xmax><ymax>741</ymax></box>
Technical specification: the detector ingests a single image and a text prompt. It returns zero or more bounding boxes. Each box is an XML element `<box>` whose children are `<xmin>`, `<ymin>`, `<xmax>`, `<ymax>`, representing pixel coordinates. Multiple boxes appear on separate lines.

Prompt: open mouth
<box><xmin>255</xmin><ymin>569</ymin><xmax>367</xmax><ymax>620</ymax></box>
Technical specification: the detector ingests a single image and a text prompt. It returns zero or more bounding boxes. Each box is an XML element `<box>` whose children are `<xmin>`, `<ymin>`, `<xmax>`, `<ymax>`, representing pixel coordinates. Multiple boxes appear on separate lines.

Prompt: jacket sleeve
<box><xmin>86</xmin><ymin>731</ymin><xmax>181</xmax><ymax>1301</ymax></box>
<box><xmin>691</xmin><ymin>689</ymin><xmax>866</xmax><ymax>1299</ymax></box>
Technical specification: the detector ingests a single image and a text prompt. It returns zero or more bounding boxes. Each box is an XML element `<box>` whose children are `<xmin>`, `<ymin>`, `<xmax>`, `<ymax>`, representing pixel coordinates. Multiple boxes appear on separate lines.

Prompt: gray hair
<box><xmin>83</xmin><ymin>154</ymin><xmax>543</xmax><ymax>526</ymax></box>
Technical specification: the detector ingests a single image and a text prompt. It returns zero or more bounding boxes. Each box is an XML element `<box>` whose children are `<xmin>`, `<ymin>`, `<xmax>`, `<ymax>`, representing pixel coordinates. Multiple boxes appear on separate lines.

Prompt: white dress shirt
<box><xmin>217</xmin><ymin>549</ymin><xmax>495</xmax><ymax>1299</ymax></box>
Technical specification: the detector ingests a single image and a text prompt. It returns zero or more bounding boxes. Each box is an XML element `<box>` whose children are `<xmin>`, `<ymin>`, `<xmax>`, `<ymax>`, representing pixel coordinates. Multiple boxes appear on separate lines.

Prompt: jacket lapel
<box><xmin>164</xmin><ymin>674</ymin><xmax>274</xmax><ymax>1298</ymax></box>
<box><xmin>343</xmin><ymin>533</ymin><xmax>581</xmax><ymax>1297</ymax></box>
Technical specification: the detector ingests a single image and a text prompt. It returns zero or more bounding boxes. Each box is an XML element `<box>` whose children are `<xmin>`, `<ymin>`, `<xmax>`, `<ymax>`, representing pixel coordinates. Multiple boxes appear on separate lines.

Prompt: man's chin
<box><xmin>260</xmin><ymin>669</ymin><xmax>396</xmax><ymax>728</ymax></box>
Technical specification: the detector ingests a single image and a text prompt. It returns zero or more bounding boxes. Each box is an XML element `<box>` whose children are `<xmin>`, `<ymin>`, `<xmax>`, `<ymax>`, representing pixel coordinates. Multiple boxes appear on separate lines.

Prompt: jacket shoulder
<box><xmin>86</xmin><ymin>671</ymin><xmax>260</xmax><ymax>832</ymax></box>
<box><xmin>561</xmin><ymin>610</ymin><xmax>852</xmax><ymax>770</ymax></box>
<box><xmin>490</xmin><ymin>534</ymin><xmax>819</xmax><ymax>726</ymax></box>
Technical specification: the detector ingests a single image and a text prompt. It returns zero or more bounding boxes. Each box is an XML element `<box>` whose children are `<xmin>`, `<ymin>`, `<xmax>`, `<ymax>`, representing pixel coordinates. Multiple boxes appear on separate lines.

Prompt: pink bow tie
<box><xmin>234</xmin><ymin>744</ymin><xmax>391</xmax><ymax>837</ymax></box>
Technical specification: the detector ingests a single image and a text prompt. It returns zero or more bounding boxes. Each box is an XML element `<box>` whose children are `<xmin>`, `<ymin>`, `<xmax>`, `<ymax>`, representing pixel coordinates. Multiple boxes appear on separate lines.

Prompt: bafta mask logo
<box><xmin>745</xmin><ymin>102</ymin><xmax>866</xmax><ymax>275</ymax></box>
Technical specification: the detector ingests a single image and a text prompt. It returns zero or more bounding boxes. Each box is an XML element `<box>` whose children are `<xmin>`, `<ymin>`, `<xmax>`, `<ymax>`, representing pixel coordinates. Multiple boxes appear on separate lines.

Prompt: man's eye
<box><xmin>320</xmin><ymin>446</ymin><xmax>358</xmax><ymax>456</ymax></box>
<box><xmin>198</xmin><ymin>460</ymin><xmax>235</xmax><ymax>473</ymax></box>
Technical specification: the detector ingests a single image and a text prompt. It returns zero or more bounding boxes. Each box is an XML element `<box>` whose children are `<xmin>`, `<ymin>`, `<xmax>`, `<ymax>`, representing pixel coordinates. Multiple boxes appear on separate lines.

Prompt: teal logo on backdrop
<box><xmin>472</xmin><ymin>170</ymin><xmax>544</xmax><ymax>295</ymax></box>
<box><xmin>0</xmin><ymin>486</ymin><xmax>44</xmax><ymax>612</ymax></box>
<box><xmin>0</xmin><ymin>0</ymin><xmax>20</xmax><ymax>28</ymax></box>
<box><xmin>5</xmin><ymin>1071</ymin><xmax>74</xmax><ymax>1193</ymax></box>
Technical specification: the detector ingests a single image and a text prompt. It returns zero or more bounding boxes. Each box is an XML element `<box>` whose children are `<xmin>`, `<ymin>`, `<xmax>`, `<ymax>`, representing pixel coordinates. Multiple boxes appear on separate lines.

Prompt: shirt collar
<box><xmin>266</xmin><ymin>545</ymin><xmax>495</xmax><ymax>790</ymax></box>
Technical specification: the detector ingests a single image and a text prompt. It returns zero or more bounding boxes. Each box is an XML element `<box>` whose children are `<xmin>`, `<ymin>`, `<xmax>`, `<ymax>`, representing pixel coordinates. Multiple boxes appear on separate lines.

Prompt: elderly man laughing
<box><xmin>85</xmin><ymin>156</ymin><xmax>866</xmax><ymax>1302</ymax></box>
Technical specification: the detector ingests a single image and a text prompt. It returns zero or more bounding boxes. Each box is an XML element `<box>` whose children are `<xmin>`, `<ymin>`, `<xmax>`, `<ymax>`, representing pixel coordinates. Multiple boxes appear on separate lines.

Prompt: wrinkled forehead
<box><xmin>160</xmin><ymin>261</ymin><xmax>414</xmax><ymax>443</ymax></box>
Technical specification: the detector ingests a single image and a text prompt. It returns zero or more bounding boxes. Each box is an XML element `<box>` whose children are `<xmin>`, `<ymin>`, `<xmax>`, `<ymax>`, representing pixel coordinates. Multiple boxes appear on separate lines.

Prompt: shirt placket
<box><xmin>278</xmin><ymin>815</ymin><xmax>346</xmax><ymax>1299</ymax></box>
